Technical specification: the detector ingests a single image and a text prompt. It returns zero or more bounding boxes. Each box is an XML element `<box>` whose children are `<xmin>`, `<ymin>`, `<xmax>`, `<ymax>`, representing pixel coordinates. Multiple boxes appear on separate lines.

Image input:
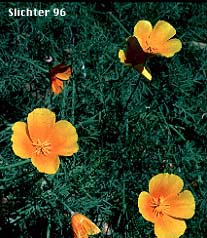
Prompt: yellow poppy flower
<box><xmin>138</xmin><ymin>173</ymin><xmax>195</xmax><ymax>238</ymax></box>
<box><xmin>134</xmin><ymin>20</ymin><xmax>182</xmax><ymax>57</ymax></box>
<box><xmin>118</xmin><ymin>36</ymin><xmax>152</xmax><ymax>80</ymax></box>
<box><xmin>11</xmin><ymin>108</ymin><xmax>79</xmax><ymax>174</ymax></box>
<box><xmin>71</xmin><ymin>213</ymin><xmax>101</xmax><ymax>238</ymax></box>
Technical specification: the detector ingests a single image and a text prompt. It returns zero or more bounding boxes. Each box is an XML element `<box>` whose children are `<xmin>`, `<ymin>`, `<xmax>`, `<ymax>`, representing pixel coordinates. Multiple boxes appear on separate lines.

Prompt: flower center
<box><xmin>32</xmin><ymin>138</ymin><xmax>51</xmax><ymax>156</ymax></box>
<box><xmin>151</xmin><ymin>197</ymin><xmax>170</xmax><ymax>217</ymax></box>
<box><xmin>144</xmin><ymin>39</ymin><xmax>158</xmax><ymax>54</ymax></box>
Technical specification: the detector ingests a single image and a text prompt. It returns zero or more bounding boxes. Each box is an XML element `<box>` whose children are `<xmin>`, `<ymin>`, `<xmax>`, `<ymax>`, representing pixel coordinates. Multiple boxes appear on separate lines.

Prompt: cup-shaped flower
<box><xmin>138</xmin><ymin>173</ymin><xmax>195</xmax><ymax>238</ymax></box>
<box><xmin>49</xmin><ymin>64</ymin><xmax>72</xmax><ymax>94</ymax></box>
<box><xmin>11</xmin><ymin>108</ymin><xmax>79</xmax><ymax>174</ymax></box>
<box><xmin>71</xmin><ymin>213</ymin><xmax>101</xmax><ymax>238</ymax></box>
<box><xmin>118</xmin><ymin>36</ymin><xmax>152</xmax><ymax>80</ymax></box>
<box><xmin>134</xmin><ymin>20</ymin><xmax>182</xmax><ymax>57</ymax></box>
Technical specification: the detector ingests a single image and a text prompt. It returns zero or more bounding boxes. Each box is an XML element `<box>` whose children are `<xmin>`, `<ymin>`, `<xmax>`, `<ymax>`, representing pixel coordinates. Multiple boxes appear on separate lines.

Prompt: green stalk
<box><xmin>0</xmin><ymin>159</ymin><xmax>30</xmax><ymax>170</ymax></box>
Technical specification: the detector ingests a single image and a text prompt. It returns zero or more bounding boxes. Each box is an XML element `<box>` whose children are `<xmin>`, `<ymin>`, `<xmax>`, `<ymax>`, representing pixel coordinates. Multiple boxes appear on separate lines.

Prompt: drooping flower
<box><xmin>49</xmin><ymin>64</ymin><xmax>72</xmax><ymax>94</ymax></box>
<box><xmin>11</xmin><ymin>108</ymin><xmax>78</xmax><ymax>174</ymax></box>
<box><xmin>134</xmin><ymin>20</ymin><xmax>182</xmax><ymax>57</ymax></box>
<box><xmin>138</xmin><ymin>173</ymin><xmax>195</xmax><ymax>238</ymax></box>
<box><xmin>118</xmin><ymin>36</ymin><xmax>152</xmax><ymax>80</ymax></box>
<box><xmin>71</xmin><ymin>213</ymin><xmax>101</xmax><ymax>238</ymax></box>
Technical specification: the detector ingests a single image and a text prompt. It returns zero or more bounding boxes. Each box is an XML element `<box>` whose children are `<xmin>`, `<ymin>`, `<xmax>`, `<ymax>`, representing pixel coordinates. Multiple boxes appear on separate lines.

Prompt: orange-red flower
<box><xmin>71</xmin><ymin>213</ymin><xmax>101</xmax><ymax>238</ymax></box>
<box><xmin>134</xmin><ymin>20</ymin><xmax>182</xmax><ymax>57</ymax></box>
<box><xmin>138</xmin><ymin>173</ymin><xmax>195</xmax><ymax>238</ymax></box>
<box><xmin>118</xmin><ymin>36</ymin><xmax>152</xmax><ymax>80</ymax></box>
<box><xmin>49</xmin><ymin>64</ymin><xmax>72</xmax><ymax>94</ymax></box>
<box><xmin>11</xmin><ymin>108</ymin><xmax>78</xmax><ymax>174</ymax></box>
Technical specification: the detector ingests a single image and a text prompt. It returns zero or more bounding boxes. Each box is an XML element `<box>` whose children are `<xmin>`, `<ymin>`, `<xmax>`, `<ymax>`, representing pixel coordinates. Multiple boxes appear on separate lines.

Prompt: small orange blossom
<box><xmin>134</xmin><ymin>20</ymin><xmax>182</xmax><ymax>57</ymax></box>
<box><xmin>49</xmin><ymin>64</ymin><xmax>72</xmax><ymax>94</ymax></box>
<box><xmin>71</xmin><ymin>213</ymin><xmax>101</xmax><ymax>238</ymax></box>
<box><xmin>11</xmin><ymin>108</ymin><xmax>78</xmax><ymax>174</ymax></box>
<box><xmin>138</xmin><ymin>173</ymin><xmax>195</xmax><ymax>238</ymax></box>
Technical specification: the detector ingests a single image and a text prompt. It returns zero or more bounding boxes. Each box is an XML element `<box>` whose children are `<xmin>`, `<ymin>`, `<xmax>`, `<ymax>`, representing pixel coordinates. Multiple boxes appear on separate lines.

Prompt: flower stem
<box><xmin>14</xmin><ymin>55</ymin><xmax>48</xmax><ymax>73</ymax></box>
<box><xmin>108</xmin><ymin>12</ymin><xmax>131</xmax><ymax>36</ymax></box>
<box><xmin>0</xmin><ymin>159</ymin><xmax>30</xmax><ymax>170</ymax></box>
<box><xmin>123</xmin><ymin>74</ymin><xmax>141</xmax><ymax>112</ymax></box>
<box><xmin>71</xmin><ymin>79</ymin><xmax>76</xmax><ymax>124</ymax></box>
<box><xmin>46</xmin><ymin>215</ymin><xmax>51</xmax><ymax>238</ymax></box>
<box><xmin>60</xmin><ymin>200</ymin><xmax>75</xmax><ymax>215</ymax></box>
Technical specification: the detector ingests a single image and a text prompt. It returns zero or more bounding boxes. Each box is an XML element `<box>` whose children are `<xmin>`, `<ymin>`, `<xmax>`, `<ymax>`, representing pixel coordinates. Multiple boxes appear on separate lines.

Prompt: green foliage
<box><xmin>0</xmin><ymin>2</ymin><xmax>207</xmax><ymax>237</ymax></box>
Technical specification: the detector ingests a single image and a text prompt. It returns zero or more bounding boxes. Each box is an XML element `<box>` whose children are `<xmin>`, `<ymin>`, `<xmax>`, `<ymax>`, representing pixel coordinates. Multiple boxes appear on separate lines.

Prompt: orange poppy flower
<box><xmin>71</xmin><ymin>213</ymin><xmax>101</xmax><ymax>238</ymax></box>
<box><xmin>118</xmin><ymin>36</ymin><xmax>152</xmax><ymax>80</ymax></box>
<box><xmin>134</xmin><ymin>20</ymin><xmax>182</xmax><ymax>57</ymax></box>
<box><xmin>11</xmin><ymin>108</ymin><xmax>79</xmax><ymax>174</ymax></box>
<box><xmin>138</xmin><ymin>173</ymin><xmax>195</xmax><ymax>238</ymax></box>
<box><xmin>49</xmin><ymin>64</ymin><xmax>72</xmax><ymax>94</ymax></box>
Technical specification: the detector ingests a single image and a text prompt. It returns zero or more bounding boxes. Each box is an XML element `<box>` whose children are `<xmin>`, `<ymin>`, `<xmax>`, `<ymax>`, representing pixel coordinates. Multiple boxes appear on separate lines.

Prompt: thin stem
<box><xmin>14</xmin><ymin>55</ymin><xmax>48</xmax><ymax>73</ymax></box>
<box><xmin>46</xmin><ymin>215</ymin><xmax>51</xmax><ymax>238</ymax></box>
<box><xmin>71</xmin><ymin>79</ymin><xmax>76</xmax><ymax>124</ymax></box>
<box><xmin>42</xmin><ymin>176</ymin><xmax>75</xmax><ymax>215</ymax></box>
<box><xmin>123</xmin><ymin>74</ymin><xmax>141</xmax><ymax>112</ymax></box>
<box><xmin>115</xmin><ymin>72</ymin><xmax>141</xmax><ymax>134</ymax></box>
<box><xmin>59</xmin><ymin>200</ymin><xmax>75</xmax><ymax>215</ymax></box>
<box><xmin>0</xmin><ymin>159</ymin><xmax>30</xmax><ymax>170</ymax></box>
<box><xmin>108</xmin><ymin>12</ymin><xmax>131</xmax><ymax>36</ymax></box>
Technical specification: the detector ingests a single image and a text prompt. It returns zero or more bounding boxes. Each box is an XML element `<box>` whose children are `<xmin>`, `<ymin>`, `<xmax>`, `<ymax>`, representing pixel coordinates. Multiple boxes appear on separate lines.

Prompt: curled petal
<box><xmin>134</xmin><ymin>65</ymin><xmax>152</xmax><ymax>81</ymax></box>
<box><xmin>11</xmin><ymin>122</ymin><xmax>33</xmax><ymax>158</ymax></box>
<box><xmin>118</xmin><ymin>49</ymin><xmax>127</xmax><ymax>64</ymax></box>
<box><xmin>31</xmin><ymin>153</ymin><xmax>60</xmax><ymax>174</ymax></box>
<box><xmin>125</xmin><ymin>36</ymin><xmax>147</xmax><ymax>65</ymax></box>
<box><xmin>141</xmin><ymin>66</ymin><xmax>152</xmax><ymax>80</ymax></box>
<box><xmin>134</xmin><ymin>20</ymin><xmax>152</xmax><ymax>50</ymax></box>
<box><xmin>55</xmin><ymin>66</ymin><xmax>72</xmax><ymax>81</ymax></box>
<box><xmin>149</xmin><ymin>173</ymin><xmax>184</xmax><ymax>197</ymax></box>
<box><xmin>154</xmin><ymin>215</ymin><xmax>186</xmax><ymax>238</ymax></box>
<box><xmin>27</xmin><ymin>108</ymin><xmax>56</xmax><ymax>142</ymax></box>
<box><xmin>51</xmin><ymin>77</ymin><xmax>64</xmax><ymax>94</ymax></box>
<box><xmin>51</xmin><ymin>120</ymin><xmax>78</xmax><ymax>156</ymax></box>
<box><xmin>166</xmin><ymin>190</ymin><xmax>195</xmax><ymax>219</ymax></box>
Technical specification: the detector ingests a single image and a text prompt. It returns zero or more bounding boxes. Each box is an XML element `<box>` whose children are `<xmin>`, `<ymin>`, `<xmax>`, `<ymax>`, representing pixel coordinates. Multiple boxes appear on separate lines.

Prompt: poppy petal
<box><xmin>31</xmin><ymin>153</ymin><xmax>60</xmax><ymax>174</ymax></box>
<box><xmin>166</xmin><ymin>190</ymin><xmax>195</xmax><ymax>219</ymax></box>
<box><xmin>55</xmin><ymin>66</ymin><xmax>72</xmax><ymax>81</ymax></box>
<box><xmin>27</xmin><ymin>108</ymin><xmax>56</xmax><ymax>142</ymax></box>
<box><xmin>71</xmin><ymin>214</ymin><xmax>87</xmax><ymax>238</ymax></box>
<box><xmin>149</xmin><ymin>173</ymin><xmax>184</xmax><ymax>197</ymax></box>
<box><xmin>138</xmin><ymin>191</ymin><xmax>156</xmax><ymax>223</ymax></box>
<box><xmin>134</xmin><ymin>65</ymin><xmax>152</xmax><ymax>80</ymax></box>
<box><xmin>51</xmin><ymin>120</ymin><xmax>79</xmax><ymax>156</ymax></box>
<box><xmin>150</xmin><ymin>20</ymin><xmax>176</xmax><ymax>44</ymax></box>
<box><xmin>142</xmin><ymin>66</ymin><xmax>152</xmax><ymax>80</ymax></box>
<box><xmin>134</xmin><ymin>20</ymin><xmax>152</xmax><ymax>50</ymax></box>
<box><xmin>154</xmin><ymin>215</ymin><xmax>186</xmax><ymax>238</ymax></box>
<box><xmin>157</xmin><ymin>38</ymin><xmax>182</xmax><ymax>57</ymax></box>
<box><xmin>51</xmin><ymin>77</ymin><xmax>64</xmax><ymax>94</ymax></box>
<box><xmin>118</xmin><ymin>49</ymin><xmax>127</xmax><ymax>63</ymax></box>
<box><xmin>11</xmin><ymin>122</ymin><xmax>33</xmax><ymax>158</ymax></box>
<box><xmin>71</xmin><ymin>213</ymin><xmax>101</xmax><ymax>237</ymax></box>
<box><xmin>125</xmin><ymin>36</ymin><xmax>147</xmax><ymax>65</ymax></box>
<box><xmin>81</xmin><ymin>216</ymin><xmax>101</xmax><ymax>235</ymax></box>
<box><xmin>74</xmin><ymin>230</ymin><xmax>87</xmax><ymax>238</ymax></box>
